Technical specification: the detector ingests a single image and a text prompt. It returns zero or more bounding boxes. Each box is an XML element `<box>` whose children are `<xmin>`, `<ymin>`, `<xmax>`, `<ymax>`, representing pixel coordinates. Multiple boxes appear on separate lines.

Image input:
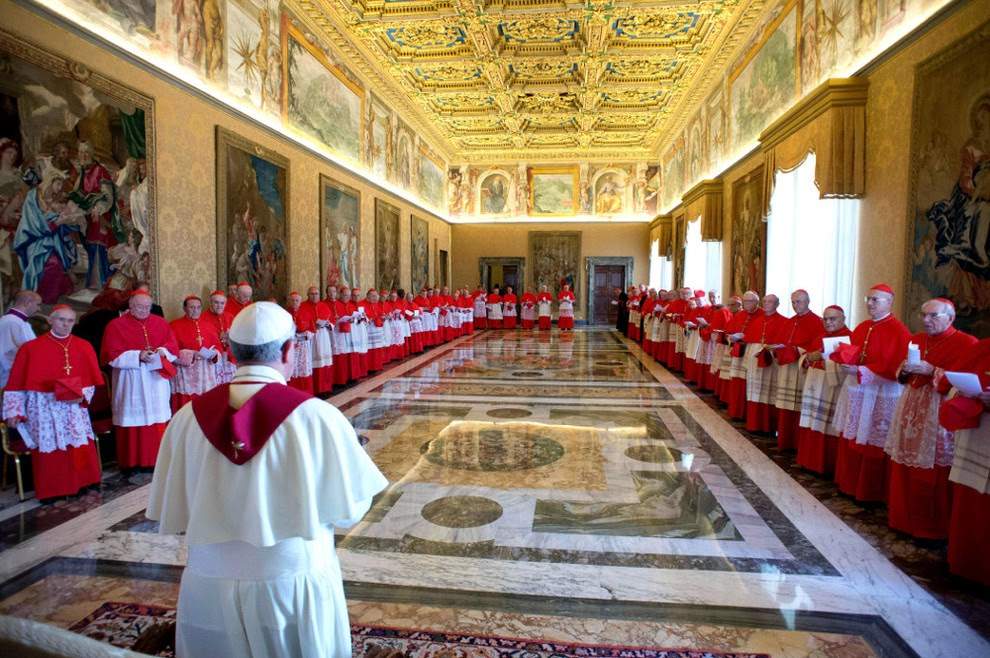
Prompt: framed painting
<box><xmin>0</xmin><ymin>29</ymin><xmax>157</xmax><ymax>310</ymax></box>
<box><xmin>410</xmin><ymin>215</ymin><xmax>429</xmax><ymax>294</ymax></box>
<box><xmin>729</xmin><ymin>0</ymin><xmax>799</xmax><ymax>151</ymax></box>
<box><xmin>529</xmin><ymin>231</ymin><xmax>581</xmax><ymax>301</ymax></box>
<box><xmin>529</xmin><ymin>166</ymin><xmax>579</xmax><ymax>217</ymax></box>
<box><xmin>394</xmin><ymin>120</ymin><xmax>415</xmax><ymax>189</ymax></box>
<box><xmin>593</xmin><ymin>170</ymin><xmax>627</xmax><ymax>215</ymax></box>
<box><xmin>904</xmin><ymin>22</ymin><xmax>990</xmax><ymax>336</ymax></box>
<box><xmin>417</xmin><ymin>145</ymin><xmax>445</xmax><ymax>209</ymax></box>
<box><xmin>478</xmin><ymin>170</ymin><xmax>511</xmax><ymax>215</ymax></box>
<box><xmin>319</xmin><ymin>175</ymin><xmax>361</xmax><ymax>292</ymax></box>
<box><xmin>281</xmin><ymin>15</ymin><xmax>363</xmax><ymax>162</ymax></box>
<box><xmin>216</xmin><ymin>126</ymin><xmax>289</xmax><ymax>302</ymax></box>
<box><xmin>375</xmin><ymin>198</ymin><xmax>400</xmax><ymax>292</ymax></box>
<box><xmin>730</xmin><ymin>167</ymin><xmax>766</xmax><ymax>297</ymax></box>
<box><xmin>367</xmin><ymin>94</ymin><xmax>391</xmax><ymax>179</ymax></box>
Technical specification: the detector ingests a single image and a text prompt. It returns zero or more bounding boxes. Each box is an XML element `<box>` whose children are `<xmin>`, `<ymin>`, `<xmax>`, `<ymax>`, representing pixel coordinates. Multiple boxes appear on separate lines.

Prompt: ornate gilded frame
<box><xmin>215</xmin><ymin>126</ymin><xmax>291</xmax><ymax>296</ymax></box>
<box><xmin>0</xmin><ymin>28</ymin><xmax>160</xmax><ymax>298</ymax></box>
<box><xmin>528</xmin><ymin>165</ymin><xmax>580</xmax><ymax>217</ymax></box>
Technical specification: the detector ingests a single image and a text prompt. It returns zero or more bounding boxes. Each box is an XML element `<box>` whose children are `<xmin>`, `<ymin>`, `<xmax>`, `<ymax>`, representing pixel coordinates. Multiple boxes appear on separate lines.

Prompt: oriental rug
<box><xmin>69</xmin><ymin>601</ymin><xmax>770</xmax><ymax>658</ymax></box>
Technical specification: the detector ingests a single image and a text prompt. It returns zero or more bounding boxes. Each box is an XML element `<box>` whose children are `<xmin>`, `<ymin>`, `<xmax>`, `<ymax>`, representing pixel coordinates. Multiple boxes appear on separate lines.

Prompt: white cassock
<box><xmin>147</xmin><ymin>364</ymin><xmax>388</xmax><ymax>657</ymax></box>
<box><xmin>0</xmin><ymin>311</ymin><xmax>34</xmax><ymax>387</ymax></box>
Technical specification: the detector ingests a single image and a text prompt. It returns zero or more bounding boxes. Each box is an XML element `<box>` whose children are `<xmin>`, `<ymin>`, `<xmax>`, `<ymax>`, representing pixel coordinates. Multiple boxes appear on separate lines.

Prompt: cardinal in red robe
<box><xmin>770</xmin><ymin>290</ymin><xmax>824</xmax><ymax>446</ymax></box>
<box><xmin>170</xmin><ymin>295</ymin><xmax>223</xmax><ymax>411</ymax></box>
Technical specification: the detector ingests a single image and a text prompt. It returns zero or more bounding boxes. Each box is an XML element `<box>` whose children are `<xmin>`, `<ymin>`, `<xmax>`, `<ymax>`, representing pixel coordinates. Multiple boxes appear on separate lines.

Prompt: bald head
<box><xmin>790</xmin><ymin>290</ymin><xmax>810</xmax><ymax>315</ymax></box>
<box><xmin>236</xmin><ymin>284</ymin><xmax>253</xmax><ymax>304</ymax></box>
<box><xmin>762</xmin><ymin>294</ymin><xmax>780</xmax><ymax>314</ymax></box>
<box><xmin>13</xmin><ymin>290</ymin><xmax>41</xmax><ymax>316</ymax></box>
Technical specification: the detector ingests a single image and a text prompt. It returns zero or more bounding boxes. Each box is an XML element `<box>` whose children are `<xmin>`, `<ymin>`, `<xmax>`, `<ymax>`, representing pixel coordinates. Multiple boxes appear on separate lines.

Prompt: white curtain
<box><xmin>765</xmin><ymin>153</ymin><xmax>860</xmax><ymax>316</ymax></box>
<box><xmin>649</xmin><ymin>239</ymin><xmax>674</xmax><ymax>290</ymax></box>
<box><xmin>683</xmin><ymin>218</ymin><xmax>723</xmax><ymax>294</ymax></box>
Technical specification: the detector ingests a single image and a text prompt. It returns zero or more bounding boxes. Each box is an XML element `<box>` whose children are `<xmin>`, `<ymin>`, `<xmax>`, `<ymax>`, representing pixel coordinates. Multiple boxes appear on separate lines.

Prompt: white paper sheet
<box><xmin>822</xmin><ymin>336</ymin><xmax>851</xmax><ymax>358</ymax></box>
<box><xmin>945</xmin><ymin>371</ymin><xmax>984</xmax><ymax>397</ymax></box>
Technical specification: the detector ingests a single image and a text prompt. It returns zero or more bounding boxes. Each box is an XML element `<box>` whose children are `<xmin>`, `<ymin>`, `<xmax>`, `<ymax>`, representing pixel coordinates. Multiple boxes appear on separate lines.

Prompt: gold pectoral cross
<box><xmin>231</xmin><ymin>440</ymin><xmax>245</xmax><ymax>459</ymax></box>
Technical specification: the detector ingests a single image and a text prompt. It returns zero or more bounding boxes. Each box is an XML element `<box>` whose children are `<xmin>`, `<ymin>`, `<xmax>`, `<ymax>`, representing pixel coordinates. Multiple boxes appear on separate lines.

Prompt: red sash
<box><xmin>192</xmin><ymin>383</ymin><xmax>312</xmax><ymax>465</ymax></box>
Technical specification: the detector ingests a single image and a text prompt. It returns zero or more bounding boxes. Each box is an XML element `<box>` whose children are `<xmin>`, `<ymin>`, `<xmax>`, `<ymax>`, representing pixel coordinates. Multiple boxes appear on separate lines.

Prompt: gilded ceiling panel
<box><xmin>302</xmin><ymin>0</ymin><xmax>765</xmax><ymax>162</ymax></box>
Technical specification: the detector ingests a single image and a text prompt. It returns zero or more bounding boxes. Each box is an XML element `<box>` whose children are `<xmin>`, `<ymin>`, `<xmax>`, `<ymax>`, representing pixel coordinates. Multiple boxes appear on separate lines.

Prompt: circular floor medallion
<box><xmin>486</xmin><ymin>408</ymin><xmax>533</xmax><ymax>419</ymax></box>
<box><xmin>421</xmin><ymin>495</ymin><xmax>504</xmax><ymax>528</ymax></box>
<box><xmin>624</xmin><ymin>444</ymin><xmax>684</xmax><ymax>464</ymax></box>
<box><xmin>420</xmin><ymin>430</ymin><xmax>565</xmax><ymax>471</ymax></box>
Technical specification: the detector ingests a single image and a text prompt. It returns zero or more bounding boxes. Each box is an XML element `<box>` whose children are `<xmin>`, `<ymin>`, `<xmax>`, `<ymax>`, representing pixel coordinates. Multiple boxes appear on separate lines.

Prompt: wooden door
<box><xmin>593</xmin><ymin>265</ymin><xmax>625</xmax><ymax>324</ymax></box>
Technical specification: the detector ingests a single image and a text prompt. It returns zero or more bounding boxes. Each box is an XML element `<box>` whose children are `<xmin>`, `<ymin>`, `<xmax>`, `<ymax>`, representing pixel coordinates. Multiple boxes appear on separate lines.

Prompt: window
<box><xmin>765</xmin><ymin>153</ymin><xmax>860</xmax><ymax>315</ymax></box>
<box><xmin>682</xmin><ymin>217</ymin><xmax>722</xmax><ymax>294</ymax></box>
<box><xmin>649</xmin><ymin>239</ymin><xmax>673</xmax><ymax>290</ymax></box>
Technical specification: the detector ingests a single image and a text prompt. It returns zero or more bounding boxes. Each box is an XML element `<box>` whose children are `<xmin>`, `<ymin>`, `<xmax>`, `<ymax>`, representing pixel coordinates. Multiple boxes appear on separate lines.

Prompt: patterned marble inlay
<box><xmin>421</xmin><ymin>496</ymin><xmax>504</xmax><ymax>528</ymax></box>
<box><xmin>486</xmin><ymin>408</ymin><xmax>534</xmax><ymax>419</ymax></box>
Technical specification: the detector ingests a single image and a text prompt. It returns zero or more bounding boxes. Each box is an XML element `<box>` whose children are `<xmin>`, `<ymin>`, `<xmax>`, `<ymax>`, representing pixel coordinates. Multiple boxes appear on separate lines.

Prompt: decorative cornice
<box><xmin>758</xmin><ymin>78</ymin><xmax>870</xmax><ymax>151</ymax></box>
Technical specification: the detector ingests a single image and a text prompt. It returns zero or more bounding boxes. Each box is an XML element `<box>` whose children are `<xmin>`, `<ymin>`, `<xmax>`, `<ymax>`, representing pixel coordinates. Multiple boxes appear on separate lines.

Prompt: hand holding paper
<box><xmin>945</xmin><ymin>371</ymin><xmax>984</xmax><ymax>397</ymax></box>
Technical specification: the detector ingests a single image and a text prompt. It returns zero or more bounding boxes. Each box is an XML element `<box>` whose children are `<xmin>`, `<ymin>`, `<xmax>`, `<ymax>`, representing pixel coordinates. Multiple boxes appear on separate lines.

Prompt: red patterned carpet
<box><xmin>70</xmin><ymin>602</ymin><xmax>770</xmax><ymax>658</ymax></box>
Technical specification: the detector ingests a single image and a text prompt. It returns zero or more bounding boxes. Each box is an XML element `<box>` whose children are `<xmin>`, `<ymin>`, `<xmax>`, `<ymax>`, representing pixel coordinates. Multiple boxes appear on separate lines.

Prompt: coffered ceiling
<box><xmin>294</xmin><ymin>0</ymin><xmax>766</xmax><ymax>163</ymax></box>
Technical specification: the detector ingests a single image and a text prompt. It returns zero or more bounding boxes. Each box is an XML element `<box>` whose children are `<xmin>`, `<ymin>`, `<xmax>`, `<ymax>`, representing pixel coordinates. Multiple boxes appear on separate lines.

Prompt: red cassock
<box><xmin>100</xmin><ymin>313</ymin><xmax>179</xmax><ymax>469</ymax></box>
<box><xmin>682</xmin><ymin>304</ymin><xmax>706</xmax><ymax>384</ymax></box>
<box><xmin>745</xmin><ymin>311</ymin><xmax>790</xmax><ymax>432</ymax></box>
<box><xmin>169</xmin><ymin>315</ymin><xmax>223</xmax><ymax>410</ymax></box>
<box><xmin>537</xmin><ymin>293</ymin><xmax>553</xmax><ymax>330</ymax></box>
<box><xmin>502</xmin><ymin>293</ymin><xmax>518</xmax><ymax>330</ymax></box>
<box><xmin>626</xmin><ymin>295</ymin><xmax>641</xmax><ymax>341</ymax></box>
<box><xmin>289</xmin><ymin>307</ymin><xmax>316</xmax><ymax>393</ymax></box>
<box><xmin>300</xmin><ymin>300</ymin><xmax>335</xmax><ymax>393</ymax></box>
<box><xmin>662</xmin><ymin>299</ymin><xmax>689</xmax><ymax>367</ymax></box>
<box><xmin>405</xmin><ymin>300</ymin><xmax>426</xmax><ymax>353</ymax></box>
<box><xmin>440</xmin><ymin>296</ymin><xmax>456</xmax><ymax>341</ymax></box>
<box><xmin>459</xmin><ymin>296</ymin><xmax>474</xmax><ymax>335</ymax></box>
<box><xmin>774</xmin><ymin>311</ymin><xmax>824</xmax><ymax>448</ymax></box>
<box><xmin>726</xmin><ymin>309</ymin><xmax>764</xmax><ymax>417</ymax></box>
<box><xmin>834</xmin><ymin>315</ymin><xmax>910</xmax><ymax>502</ymax></box>
<box><xmin>413</xmin><ymin>295</ymin><xmax>433</xmax><ymax>345</ymax></box>
<box><xmin>887</xmin><ymin>327</ymin><xmax>976</xmax><ymax>539</ymax></box>
<box><xmin>225</xmin><ymin>298</ymin><xmax>248</xmax><ymax>317</ymax></box>
<box><xmin>940</xmin><ymin>340</ymin><xmax>990</xmax><ymax>586</ymax></box>
<box><xmin>345</xmin><ymin>300</ymin><xmax>369</xmax><ymax>378</ymax></box>
<box><xmin>701</xmin><ymin>307</ymin><xmax>732</xmax><ymax>392</ymax></box>
<box><xmin>202</xmin><ymin>309</ymin><xmax>234</xmax><ymax>359</ymax></box>
<box><xmin>557</xmin><ymin>291</ymin><xmax>576</xmax><ymax>330</ymax></box>
<box><xmin>327</xmin><ymin>299</ymin><xmax>352</xmax><ymax>386</ymax></box>
<box><xmin>795</xmin><ymin>327</ymin><xmax>852</xmax><ymax>474</ymax></box>
<box><xmin>5</xmin><ymin>335</ymin><xmax>104</xmax><ymax>499</ymax></box>
<box><xmin>641</xmin><ymin>298</ymin><xmax>657</xmax><ymax>356</ymax></box>
<box><xmin>360</xmin><ymin>300</ymin><xmax>387</xmax><ymax>372</ymax></box>
<box><xmin>487</xmin><ymin>294</ymin><xmax>503</xmax><ymax>330</ymax></box>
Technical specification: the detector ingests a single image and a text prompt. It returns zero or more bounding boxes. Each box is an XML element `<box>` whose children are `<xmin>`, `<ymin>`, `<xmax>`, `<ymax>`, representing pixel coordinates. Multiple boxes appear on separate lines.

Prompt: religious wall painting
<box><xmin>394</xmin><ymin>121</ymin><xmax>414</xmax><ymax>189</ymax></box>
<box><xmin>707</xmin><ymin>87</ymin><xmax>726</xmax><ymax>167</ymax></box>
<box><xmin>375</xmin><ymin>198</ymin><xmax>401</xmax><ymax>292</ymax></box>
<box><xmin>529</xmin><ymin>231</ymin><xmax>581</xmax><ymax>302</ymax></box>
<box><xmin>478</xmin><ymin>170</ymin><xmax>511</xmax><ymax>216</ymax></box>
<box><xmin>86</xmin><ymin>0</ymin><xmax>158</xmax><ymax>37</ymax></box>
<box><xmin>227</xmin><ymin>0</ymin><xmax>280</xmax><ymax>112</ymax></box>
<box><xmin>410</xmin><ymin>215</ymin><xmax>429</xmax><ymax>293</ymax></box>
<box><xmin>687</xmin><ymin>114</ymin><xmax>705</xmax><ymax>183</ymax></box>
<box><xmin>729</xmin><ymin>0</ymin><xmax>799</xmax><ymax>151</ymax></box>
<box><xmin>170</xmin><ymin>0</ymin><xmax>225</xmax><ymax>80</ymax></box>
<box><xmin>592</xmin><ymin>170</ymin><xmax>626</xmax><ymax>215</ymax></box>
<box><xmin>367</xmin><ymin>94</ymin><xmax>391</xmax><ymax>180</ymax></box>
<box><xmin>216</xmin><ymin>127</ymin><xmax>288</xmax><ymax>302</ymax></box>
<box><xmin>641</xmin><ymin>164</ymin><xmax>661</xmax><ymax>216</ymax></box>
<box><xmin>319</xmin><ymin>175</ymin><xmax>360</xmax><ymax>291</ymax></box>
<box><xmin>0</xmin><ymin>30</ymin><xmax>157</xmax><ymax>310</ymax></box>
<box><xmin>799</xmin><ymin>0</ymin><xmax>822</xmax><ymax>94</ymax></box>
<box><xmin>905</xmin><ymin>22</ymin><xmax>990</xmax><ymax>336</ymax></box>
<box><xmin>417</xmin><ymin>146</ymin><xmax>445</xmax><ymax>210</ymax></box>
<box><xmin>661</xmin><ymin>139</ymin><xmax>686</xmax><ymax>211</ymax></box>
<box><xmin>529</xmin><ymin>166</ymin><xmax>579</xmax><ymax>217</ymax></box>
<box><xmin>281</xmin><ymin>16</ymin><xmax>363</xmax><ymax>163</ymax></box>
<box><xmin>730</xmin><ymin>167</ymin><xmax>766</xmax><ymax>297</ymax></box>
<box><xmin>816</xmin><ymin>0</ymin><xmax>856</xmax><ymax>78</ymax></box>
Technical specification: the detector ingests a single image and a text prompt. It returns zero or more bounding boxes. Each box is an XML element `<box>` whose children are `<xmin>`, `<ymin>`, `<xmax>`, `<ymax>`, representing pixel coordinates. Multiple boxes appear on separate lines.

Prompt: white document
<box><xmin>822</xmin><ymin>336</ymin><xmax>851</xmax><ymax>358</ymax></box>
<box><xmin>907</xmin><ymin>342</ymin><xmax>921</xmax><ymax>365</ymax></box>
<box><xmin>946</xmin><ymin>371</ymin><xmax>984</xmax><ymax>397</ymax></box>
<box><xmin>198</xmin><ymin>347</ymin><xmax>217</xmax><ymax>359</ymax></box>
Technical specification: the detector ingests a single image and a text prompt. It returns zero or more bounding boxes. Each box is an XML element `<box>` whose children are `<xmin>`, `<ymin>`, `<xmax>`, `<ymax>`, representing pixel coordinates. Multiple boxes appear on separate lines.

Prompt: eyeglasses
<box><xmin>864</xmin><ymin>296</ymin><xmax>888</xmax><ymax>303</ymax></box>
<box><xmin>918</xmin><ymin>312</ymin><xmax>947</xmax><ymax>320</ymax></box>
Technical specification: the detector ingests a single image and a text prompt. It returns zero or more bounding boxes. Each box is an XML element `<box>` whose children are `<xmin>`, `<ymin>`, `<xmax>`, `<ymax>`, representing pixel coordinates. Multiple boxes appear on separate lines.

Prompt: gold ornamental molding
<box><xmin>758</xmin><ymin>77</ymin><xmax>870</xmax><ymax>216</ymax></box>
<box><xmin>653</xmin><ymin>213</ymin><xmax>674</xmax><ymax>258</ymax></box>
<box><xmin>681</xmin><ymin>178</ymin><xmax>725</xmax><ymax>241</ymax></box>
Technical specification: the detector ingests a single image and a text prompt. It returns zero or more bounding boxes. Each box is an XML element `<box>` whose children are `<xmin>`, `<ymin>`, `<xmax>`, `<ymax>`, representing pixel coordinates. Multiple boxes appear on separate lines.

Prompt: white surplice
<box><xmin>147</xmin><ymin>364</ymin><xmax>388</xmax><ymax>658</ymax></box>
<box><xmin>0</xmin><ymin>312</ymin><xmax>34</xmax><ymax>388</ymax></box>
<box><xmin>109</xmin><ymin>349</ymin><xmax>176</xmax><ymax>426</ymax></box>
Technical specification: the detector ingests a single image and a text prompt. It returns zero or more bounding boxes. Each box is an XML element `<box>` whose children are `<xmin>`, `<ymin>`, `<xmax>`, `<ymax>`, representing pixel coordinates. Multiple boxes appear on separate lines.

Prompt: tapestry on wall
<box><xmin>320</xmin><ymin>175</ymin><xmax>360</xmax><ymax>292</ymax></box>
<box><xmin>375</xmin><ymin>198</ymin><xmax>400</xmax><ymax>292</ymax></box>
<box><xmin>529</xmin><ymin>231</ymin><xmax>581</xmax><ymax>301</ymax></box>
<box><xmin>906</xmin><ymin>22</ymin><xmax>990</xmax><ymax>336</ymax></box>
<box><xmin>410</xmin><ymin>215</ymin><xmax>429</xmax><ymax>294</ymax></box>
<box><xmin>216</xmin><ymin>127</ymin><xmax>288</xmax><ymax>302</ymax></box>
<box><xmin>730</xmin><ymin>167</ymin><xmax>766</xmax><ymax>297</ymax></box>
<box><xmin>0</xmin><ymin>30</ymin><xmax>157</xmax><ymax>310</ymax></box>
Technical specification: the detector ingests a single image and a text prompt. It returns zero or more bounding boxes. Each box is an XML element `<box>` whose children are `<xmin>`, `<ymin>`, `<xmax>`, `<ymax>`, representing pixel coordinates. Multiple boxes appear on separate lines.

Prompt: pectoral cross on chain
<box><xmin>231</xmin><ymin>440</ymin><xmax>245</xmax><ymax>459</ymax></box>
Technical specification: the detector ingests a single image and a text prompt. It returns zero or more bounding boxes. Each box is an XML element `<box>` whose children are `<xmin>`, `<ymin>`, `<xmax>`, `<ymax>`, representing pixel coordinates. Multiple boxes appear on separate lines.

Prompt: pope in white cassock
<box><xmin>147</xmin><ymin>302</ymin><xmax>388</xmax><ymax>657</ymax></box>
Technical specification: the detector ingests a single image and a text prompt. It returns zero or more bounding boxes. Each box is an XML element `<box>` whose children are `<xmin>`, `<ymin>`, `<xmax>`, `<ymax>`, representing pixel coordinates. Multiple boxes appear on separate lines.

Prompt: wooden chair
<box><xmin>0</xmin><ymin>421</ymin><xmax>30</xmax><ymax>502</ymax></box>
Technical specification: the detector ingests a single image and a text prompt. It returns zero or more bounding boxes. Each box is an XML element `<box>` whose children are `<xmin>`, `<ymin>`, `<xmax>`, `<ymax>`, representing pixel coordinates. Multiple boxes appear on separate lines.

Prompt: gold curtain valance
<box><xmin>758</xmin><ymin>78</ymin><xmax>869</xmax><ymax>218</ymax></box>
<box><xmin>681</xmin><ymin>179</ymin><xmax>724</xmax><ymax>241</ymax></box>
<box><xmin>655</xmin><ymin>214</ymin><xmax>673</xmax><ymax>258</ymax></box>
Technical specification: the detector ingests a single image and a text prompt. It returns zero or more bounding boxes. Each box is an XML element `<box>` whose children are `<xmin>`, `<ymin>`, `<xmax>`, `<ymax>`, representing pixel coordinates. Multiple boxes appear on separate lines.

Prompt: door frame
<box><xmin>479</xmin><ymin>257</ymin><xmax>526</xmax><ymax>292</ymax></box>
<box><xmin>585</xmin><ymin>256</ymin><xmax>634</xmax><ymax>325</ymax></box>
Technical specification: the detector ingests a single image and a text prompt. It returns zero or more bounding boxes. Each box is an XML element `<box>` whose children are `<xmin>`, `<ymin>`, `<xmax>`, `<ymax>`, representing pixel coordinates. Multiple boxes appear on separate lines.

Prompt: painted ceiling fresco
<box><xmin>296</xmin><ymin>0</ymin><xmax>769</xmax><ymax>163</ymax></box>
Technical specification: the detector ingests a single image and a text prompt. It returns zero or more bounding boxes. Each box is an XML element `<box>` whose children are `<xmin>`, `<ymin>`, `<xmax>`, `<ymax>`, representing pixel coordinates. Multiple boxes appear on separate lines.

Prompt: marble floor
<box><xmin>0</xmin><ymin>328</ymin><xmax>987</xmax><ymax>657</ymax></box>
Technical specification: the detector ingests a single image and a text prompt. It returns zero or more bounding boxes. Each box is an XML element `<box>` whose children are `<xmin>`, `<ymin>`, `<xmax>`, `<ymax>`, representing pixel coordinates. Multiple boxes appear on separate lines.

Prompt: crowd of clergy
<box><xmin>618</xmin><ymin>283</ymin><xmax>989</xmax><ymax>588</ymax></box>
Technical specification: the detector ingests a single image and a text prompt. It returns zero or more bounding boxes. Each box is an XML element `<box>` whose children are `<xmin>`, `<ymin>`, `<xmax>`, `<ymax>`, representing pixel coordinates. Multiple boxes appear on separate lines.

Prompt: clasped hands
<box><xmin>901</xmin><ymin>360</ymin><xmax>935</xmax><ymax>376</ymax></box>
